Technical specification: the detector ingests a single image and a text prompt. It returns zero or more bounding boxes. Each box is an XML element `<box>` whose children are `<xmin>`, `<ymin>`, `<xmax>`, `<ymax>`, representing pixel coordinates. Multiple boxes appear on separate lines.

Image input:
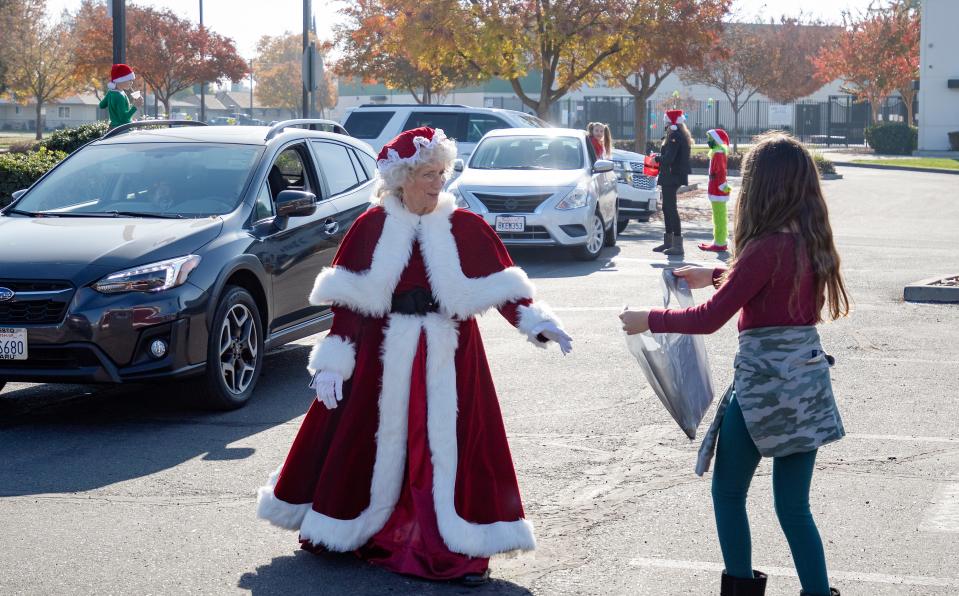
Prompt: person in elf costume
<box><xmin>699</xmin><ymin>128</ymin><xmax>733</xmax><ymax>253</ymax></box>
<box><xmin>99</xmin><ymin>63</ymin><xmax>142</xmax><ymax>128</ymax></box>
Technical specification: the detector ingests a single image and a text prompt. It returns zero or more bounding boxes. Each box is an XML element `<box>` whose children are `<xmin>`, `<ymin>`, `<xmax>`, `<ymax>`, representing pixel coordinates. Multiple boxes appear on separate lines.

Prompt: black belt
<box><xmin>391</xmin><ymin>288</ymin><xmax>439</xmax><ymax>315</ymax></box>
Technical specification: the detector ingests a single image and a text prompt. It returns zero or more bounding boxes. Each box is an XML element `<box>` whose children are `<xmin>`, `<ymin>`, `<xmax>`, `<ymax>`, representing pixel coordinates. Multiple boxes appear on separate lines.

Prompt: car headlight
<box><xmin>449</xmin><ymin>186</ymin><xmax>470</xmax><ymax>210</ymax></box>
<box><xmin>94</xmin><ymin>255</ymin><xmax>201</xmax><ymax>294</ymax></box>
<box><xmin>556</xmin><ymin>187</ymin><xmax>589</xmax><ymax>210</ymax></box>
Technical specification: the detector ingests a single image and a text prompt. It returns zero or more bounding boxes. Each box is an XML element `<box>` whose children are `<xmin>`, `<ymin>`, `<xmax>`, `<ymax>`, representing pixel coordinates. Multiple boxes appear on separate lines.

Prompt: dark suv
<box><xmin>0</xmin><ymin>120</ymin><xmax>375</xmax><ymax>409</ymax></box>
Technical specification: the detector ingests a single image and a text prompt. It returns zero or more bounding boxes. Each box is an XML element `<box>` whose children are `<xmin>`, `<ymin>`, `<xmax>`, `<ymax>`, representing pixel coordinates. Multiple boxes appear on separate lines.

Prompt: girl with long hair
<box><xmin>620</xmin><ymin>132</ymin><xmax>849</xmax><ymax>596</ymax></box>
<box><xmin>653</xmin><ymin>110</ymin><xmax>693</xmax><ymax>255</ymax></box>
<box><xmin>587</xmin><ymin>121</ymin><xmax>612</xmax><ymax>159</ymax></box>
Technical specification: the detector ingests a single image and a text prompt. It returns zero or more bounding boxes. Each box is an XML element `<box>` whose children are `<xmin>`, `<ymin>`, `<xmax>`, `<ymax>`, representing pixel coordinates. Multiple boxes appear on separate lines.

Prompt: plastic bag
<box><xmin>625</xmin><ymin>270</ymin><xmax>715</xmax><ymax>439</ymax></box>
<box><xmin>643</xmin><ymin>154</ymin><xmax>660</xmax><ymax>177</ymax></box>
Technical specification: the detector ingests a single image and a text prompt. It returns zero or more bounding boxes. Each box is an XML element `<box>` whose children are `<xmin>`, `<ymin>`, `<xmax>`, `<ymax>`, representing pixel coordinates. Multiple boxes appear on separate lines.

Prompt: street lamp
<box><xmin>111</xmin><ymin>0</ymin><xmax>125</xmax><ymax>64</ymax></box>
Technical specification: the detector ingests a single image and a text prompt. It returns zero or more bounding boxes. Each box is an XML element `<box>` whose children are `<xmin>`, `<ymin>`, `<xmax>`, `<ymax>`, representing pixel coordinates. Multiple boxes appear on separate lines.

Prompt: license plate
<box><xmin>0</xmin><ymin>327</ymin><xmax>27</xmax><ymax>361</ymax></box>
<box><xmin>495</xmin><ymin>215</ymin><xmax>525</xmax><ymax>232</ymax></box>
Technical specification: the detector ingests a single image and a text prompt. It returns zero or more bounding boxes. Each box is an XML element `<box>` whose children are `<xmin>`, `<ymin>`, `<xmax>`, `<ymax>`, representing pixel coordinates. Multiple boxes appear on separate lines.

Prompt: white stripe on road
<box><xmin>628</xmin><ymin>557</ymin><xmax>959</xmax><ymax>588</ymax></box>
<box><xmin>919</xmin><ymin>483</ymin><xmax>959</xmax><ymax>533</ymax></box>
<box><xmin>846</xmin><ymin>433</ymin><xmax>959</xmax><ymax>445</ymax></box>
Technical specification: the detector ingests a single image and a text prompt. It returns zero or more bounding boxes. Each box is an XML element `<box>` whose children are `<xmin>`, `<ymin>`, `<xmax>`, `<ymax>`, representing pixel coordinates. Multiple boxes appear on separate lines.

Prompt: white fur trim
<box><xmin>423</xmin><ymin>314</ymin><xmax>536</xmax><ymax>556</ymax></box>
<box><xmin>708</xmin><ymin>193</ymin><xmax>731</xmax><ymax>202</ymax></box>
<box><xmin>308</xmin><ymin>192</ymin><xmax>536</xmax><ymax>319</ymax></box>
<box><xmin>516</xmin><ymin>302</ymin><xmax>563</xmax><ymax>348</ymax></box>
<box><xmin>376</xmin><ymin>128</ymin><xmax>449</xmax><ymax>175</ymax></box>
<box><xmin>307</xmin><ymin>335</ymin><xmax>357</xmax><ymax>379</ymax></box>
<box><xmin>256</xmin><ymin>466</ymin><xmax>311</xmax><ymax>530</ymax></box>
<box><xmin>111</xmin><ymin>72</ymin><xmax>135</xmax><ymax>84</ymax></box>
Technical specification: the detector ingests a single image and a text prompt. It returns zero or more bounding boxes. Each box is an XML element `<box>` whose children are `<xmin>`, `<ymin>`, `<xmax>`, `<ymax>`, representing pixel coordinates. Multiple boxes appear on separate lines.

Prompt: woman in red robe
<box><xmin>256</xmin><ymin>127</ymin><xmax>572</xmax><ymax>585</ymax></box>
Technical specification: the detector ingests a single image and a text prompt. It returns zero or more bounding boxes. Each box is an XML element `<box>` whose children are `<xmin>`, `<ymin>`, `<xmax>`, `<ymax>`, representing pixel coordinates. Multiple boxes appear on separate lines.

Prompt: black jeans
<box><xmin>661</xmin><ymin>185</ymin><xmax>681</xmax><ymax>235</ymax></box>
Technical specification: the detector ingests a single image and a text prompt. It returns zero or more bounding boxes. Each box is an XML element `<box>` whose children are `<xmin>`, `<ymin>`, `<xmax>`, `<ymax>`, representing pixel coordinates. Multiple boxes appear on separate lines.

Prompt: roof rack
<box><xmin>265</xmin><ymin>119</ymin><xmax>349</xmax><ymax>141</ymax></box>
<box><xmin>100</xmin><ymin>120</ymin><xmax>207</xmax><ymax>140</ymax></box>
<box><xmin>357</xmin><ymin>103</ymin><xmax>470</xmax><ymax>109</ymax></box>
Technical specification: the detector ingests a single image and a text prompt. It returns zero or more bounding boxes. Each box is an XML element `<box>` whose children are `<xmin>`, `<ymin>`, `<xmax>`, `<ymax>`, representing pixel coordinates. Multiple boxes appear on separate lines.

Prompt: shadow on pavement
<box><xmin>237</xmin><ymin>550</ymin><xmax>533</xmax><ymax>596</ymax></box>
<box><xmin>0</xmin><ymin>345</ymin><xmax>315</xmax><ymax>497</ymax></box>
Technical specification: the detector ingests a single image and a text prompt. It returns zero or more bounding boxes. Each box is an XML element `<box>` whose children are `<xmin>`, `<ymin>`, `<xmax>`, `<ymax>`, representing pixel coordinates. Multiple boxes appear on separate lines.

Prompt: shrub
<box><xmin>40</xmin><ymin>121</ymin><xmax>108</xmax><ymax>155</ymax></box>
<box><xmin>690</xmin><ymin>151</ymin><xmax>744</xmax><ymax>171</ymax></box>
<box><xmin>812</xmin><ymin>153</ymin><xmax>836</xmax><ymax>176</ymax></box>
<box><xmin>7</xmin><ymin>141</ymin><xmax>40</xmax><ymax>154</ymax></box>
<box><xmin>0</xmin><ymin>147</ymin><xmax>68</xmax><ymax>207</ymax></box>
<box><xmin>864</xmin><ymin>122</ymin><xmax>917</xmax><ymax>155</ymax></box>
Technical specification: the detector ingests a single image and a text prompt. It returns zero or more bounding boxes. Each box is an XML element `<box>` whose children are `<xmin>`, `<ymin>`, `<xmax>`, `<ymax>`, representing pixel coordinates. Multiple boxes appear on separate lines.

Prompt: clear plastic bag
<box><xmin>625</xmin><ymin>269</ymin><xmax>715</xmax><ymax>439</ymax></box>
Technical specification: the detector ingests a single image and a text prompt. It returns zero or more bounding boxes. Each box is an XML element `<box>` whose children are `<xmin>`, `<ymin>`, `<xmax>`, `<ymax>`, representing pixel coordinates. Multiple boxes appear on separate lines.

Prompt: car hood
<box><xmin>0</xmin><ymin>215</ymin><xmax>223</xmax><ymax>283</ymax></box>
<box><xmin>611</xmin><ymin>148</ymin><xmax>643</xmax><ymax>162</ymax></box>
<box><xmin>455</xmin><ymin>167</ymin><xmax>584</xmax><ymax>190</ymax></box>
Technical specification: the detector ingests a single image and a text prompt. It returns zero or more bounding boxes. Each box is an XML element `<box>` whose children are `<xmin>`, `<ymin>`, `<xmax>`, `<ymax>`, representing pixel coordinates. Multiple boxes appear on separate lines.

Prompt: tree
<box><xmin>680</xmin><ymin>23</ymin><xmax>770</xmax><ymax>153</ymax></box>
<box><xmin>0</xmin><ymin>0</ymin><xmax>17</xmax><ymax>93</ymax></box>
<box><xmin>814</xmin><ymin>1</ymin><xmax>920</xmax><ymax>124</ymax></box>
<box><xmin>3</xmin><ymin>0</ymin><xmax>82</xmax><ymax>139</ymax></box>
<box><xmin>757</xmin><ymin>17</ymin><xmax>838</xmax><ymax>104</ymax></box>
<box><xmin>252</xmin><ymin>34</ymin><xmax>301</xmax><ymax>118</ymax></box>
<box><xmin>334</xmin><ymin>0</ymin><xmax>483</xmax><ymax>103</ymax></box>
<box><xmin>601</xmin><ymin>0</ymin><xmax>730</xmax><ymax>152</ymax></box>
<box><xmin>73</xmin><ymin>2</ymin><xmax>249</xmax><ymax>116</ymax></box>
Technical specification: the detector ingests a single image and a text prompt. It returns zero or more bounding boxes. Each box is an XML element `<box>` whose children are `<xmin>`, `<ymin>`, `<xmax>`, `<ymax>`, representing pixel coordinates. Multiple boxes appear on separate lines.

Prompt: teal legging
<box><xmin>712</xmin><ymin>397</ymin><xmax>831</xmax><ymax>595</ymax></box>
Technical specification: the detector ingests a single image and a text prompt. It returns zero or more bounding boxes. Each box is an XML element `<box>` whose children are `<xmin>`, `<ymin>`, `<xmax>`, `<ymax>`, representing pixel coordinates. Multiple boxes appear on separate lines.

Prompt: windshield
<box><xmin>469</xmin><ymin>136</ymin><xmax>584</xmax><ymax>170</ymax></box>
<box><xmin>12</xmin><ymin>142</ymin><xmax>263</xmax><ymax>217</ymax></box>
<box><xmin>515</xmin><ymin>113</ymin><xmax>550</xmax><ymax>128</ymax></box>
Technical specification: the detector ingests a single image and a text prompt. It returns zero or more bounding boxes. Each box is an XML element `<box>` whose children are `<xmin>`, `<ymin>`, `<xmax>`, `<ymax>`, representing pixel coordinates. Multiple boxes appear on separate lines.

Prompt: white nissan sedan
<box><xmin>447</xmin><ymin>128</ymin><xmax>618</xmax><ymax>260</ymax></box>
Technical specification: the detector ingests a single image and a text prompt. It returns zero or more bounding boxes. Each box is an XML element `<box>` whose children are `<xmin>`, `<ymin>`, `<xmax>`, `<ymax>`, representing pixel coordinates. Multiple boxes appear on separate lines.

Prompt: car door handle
<box><xmin>323</xmin><ymin>219</ymin><xmax>339</xmax><ymax>235</ymax></box>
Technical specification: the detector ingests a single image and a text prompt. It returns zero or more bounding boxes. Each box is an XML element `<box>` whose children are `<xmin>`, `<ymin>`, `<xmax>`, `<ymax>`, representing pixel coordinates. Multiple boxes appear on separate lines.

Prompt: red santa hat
<box><xmin>108</xmin><ymin>63</ymin><xmax>135</xmax><ymax>90</ymax></box>
<box><xmin>707</xmin><ymin>128</ymin><xmax>730</xmax><ymax>147</ymax></box>
<box><xmin>376</xmin><ymin>126</ymin><xmax>450</xmax><ymax>175</ymax></box>
<box><xmin>664</xmin><ymin>110</ymin><xmax>686</xmax><ymax>130</ymax></box>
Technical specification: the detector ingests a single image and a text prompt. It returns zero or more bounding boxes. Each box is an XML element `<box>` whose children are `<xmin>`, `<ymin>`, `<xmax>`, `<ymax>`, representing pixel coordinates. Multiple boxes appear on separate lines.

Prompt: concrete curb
<box><xmin>836</xmin><ymin>161</ymin><xmax>959</xmax><ymax>175</ymax></box>
<box><xmin>904</xmin><ymin>275</ymin><xmax>959</xmax><ymax>303</ymax></box>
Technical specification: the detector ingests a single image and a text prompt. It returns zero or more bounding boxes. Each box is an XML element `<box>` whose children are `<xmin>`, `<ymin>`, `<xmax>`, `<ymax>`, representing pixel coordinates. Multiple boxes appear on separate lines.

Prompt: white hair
<box><xmin>375</xmin><ymin>135</ymin><xmax>458</xmax><ymax>201</ymax></box>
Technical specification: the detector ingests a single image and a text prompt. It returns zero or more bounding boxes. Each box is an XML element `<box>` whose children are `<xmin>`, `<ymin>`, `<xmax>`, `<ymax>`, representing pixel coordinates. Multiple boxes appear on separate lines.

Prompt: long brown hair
<box><xmin>588</xmin><ymin>122</ymin><xmax>612</xmax><ymax>157</ymax></box>
<box><xmin>730</xmin><ymin>132</ymin><xmax>850</xmax><ymax>322</ymax></box>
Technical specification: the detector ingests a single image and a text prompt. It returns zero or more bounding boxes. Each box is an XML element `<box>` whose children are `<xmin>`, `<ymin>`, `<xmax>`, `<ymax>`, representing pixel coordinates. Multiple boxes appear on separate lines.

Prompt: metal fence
<box><xmin>485</xmin><ymin>95</ymin><xmax>914</xmax><ymax>148</ymax></box>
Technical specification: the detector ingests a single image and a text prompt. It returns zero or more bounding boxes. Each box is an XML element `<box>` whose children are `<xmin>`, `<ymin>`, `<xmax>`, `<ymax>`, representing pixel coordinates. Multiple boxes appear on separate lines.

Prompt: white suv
<box><xmin>341</xmin><ymin>104</ymin><xmax>550</xmax><ymax>159</ymax></box>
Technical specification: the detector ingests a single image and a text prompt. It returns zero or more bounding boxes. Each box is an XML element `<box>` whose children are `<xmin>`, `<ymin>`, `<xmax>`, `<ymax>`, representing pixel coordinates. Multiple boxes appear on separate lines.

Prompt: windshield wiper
<box><xmin>496</xmin><ymin>165</ymin><xmax>549</xmax><ymax>170</ymax></box>
<box><xmin>87</xmin><ymin>210</ymin><xmax>184</xmax><ymax>219</ymax></box>
<box><xmin>3</xmin><ymin>208</ymin><xmax>40</xmax><ymax>217</ymax></box>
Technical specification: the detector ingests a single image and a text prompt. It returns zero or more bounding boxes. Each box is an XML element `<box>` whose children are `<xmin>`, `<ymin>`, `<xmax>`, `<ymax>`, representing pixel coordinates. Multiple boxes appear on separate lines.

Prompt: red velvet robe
<box><xmin>256</xmin><ymin>192</ymin><xmax>560</xmax><ymax>579</ymax></box>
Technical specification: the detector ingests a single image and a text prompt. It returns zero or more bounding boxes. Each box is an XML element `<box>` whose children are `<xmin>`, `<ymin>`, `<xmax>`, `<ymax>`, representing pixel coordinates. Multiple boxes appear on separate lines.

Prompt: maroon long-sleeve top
<box><xmin>648</xmin><ymin>233</ymin><xmax>821</xmax><ymax>334</ymax></box>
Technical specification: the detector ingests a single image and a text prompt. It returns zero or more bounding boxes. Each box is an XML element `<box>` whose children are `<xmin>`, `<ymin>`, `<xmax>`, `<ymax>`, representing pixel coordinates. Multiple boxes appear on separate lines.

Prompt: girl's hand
<box><xmin>619</xmin><ymin>309</ymin><xmax>650</xmax><ymax>335</ymax></box>
<box><xmin>673</xmin><ymin>266</ymin><xmax>715</xmax><ymax>289</ymax></box>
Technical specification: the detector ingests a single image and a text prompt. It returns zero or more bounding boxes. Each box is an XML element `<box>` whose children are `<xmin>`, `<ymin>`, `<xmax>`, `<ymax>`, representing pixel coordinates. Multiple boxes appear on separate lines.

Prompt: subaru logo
<box><xmin>0</xmin><ymin>287</ymin><xmax>13</xmax><ymax>302</ymax></box>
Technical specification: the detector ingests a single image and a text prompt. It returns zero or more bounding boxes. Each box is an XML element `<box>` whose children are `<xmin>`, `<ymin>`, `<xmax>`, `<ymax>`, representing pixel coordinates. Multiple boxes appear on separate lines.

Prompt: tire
<box><xmin>195</xmin><ymin>286</ymin><xmax>264</xmax><ymax>410</ymax></box>
<box><xmin>574</xmin><ymin>210</ymin><xmax>606</xmax><ymax>261</ymax></box>
<box><xmin>635</xmin><ymin>214</ymin><xmax>651</xmax><ymax>223</ymax></box>
<box><xmin>617</xmin><ymin>217</ymin><xmax>630</xmax><ymax>235</ymax></box>
<box><xmin>604</xmin><ymin>207</ymin><xmax>618</xmax><ymax>247</ymax></box>
<box><xmin>0</xmin><ymin>381</ymin><xmax>5</xmax><ymax>395</ymax></box>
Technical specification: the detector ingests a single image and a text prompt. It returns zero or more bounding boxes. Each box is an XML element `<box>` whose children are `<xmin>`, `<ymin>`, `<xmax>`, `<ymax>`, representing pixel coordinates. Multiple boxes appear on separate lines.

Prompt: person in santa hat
<box><xmin>98</xmin><ymin>63</ymin><xmax>142</xmax><ymax>128</ymax></box>
<box><xmin>653</xmin><ymin>109</ymin><xmax>693</xmax><ymax>256</ymax></box>
<box><xmin>256</xmin><ymin>127</ymin><xmax>573</xmax><ymax>585</ymax></box>
<box><xmin>699</xmin><ymin>128</ymin><xmax>733</xmax><ymax>252</ymax></box>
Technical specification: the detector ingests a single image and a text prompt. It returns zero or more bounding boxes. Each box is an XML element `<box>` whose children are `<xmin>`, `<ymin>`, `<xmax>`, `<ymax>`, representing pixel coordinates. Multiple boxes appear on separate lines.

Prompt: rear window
<box><xmin>402</xmin><ymin>112</ymin><xmax>466</xmax><ymax>141</ymax></box>
<box><xmin>343</xmin><ymin>111</ymin><xmax>395</xmax><ymax>139</ymax></box>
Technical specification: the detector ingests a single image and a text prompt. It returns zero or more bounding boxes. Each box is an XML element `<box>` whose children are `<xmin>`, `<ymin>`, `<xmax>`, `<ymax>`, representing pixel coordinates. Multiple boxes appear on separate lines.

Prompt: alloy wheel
<box><xmin>586</xmin><ymin>213</ymin><xmax>605</xmax><ymax>255</ymax></box>
<box><xmin>218</xmin><ymin>304</ymin><xmax>258</xmax><ymax>395</ymax></box>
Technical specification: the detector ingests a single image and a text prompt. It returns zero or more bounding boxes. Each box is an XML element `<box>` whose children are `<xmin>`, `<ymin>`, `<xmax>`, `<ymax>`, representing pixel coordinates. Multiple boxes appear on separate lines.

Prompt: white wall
<box><xmin>918</xmin><ymin>0</ymin><xmax>959</xmax><ymax>152</ymax></box>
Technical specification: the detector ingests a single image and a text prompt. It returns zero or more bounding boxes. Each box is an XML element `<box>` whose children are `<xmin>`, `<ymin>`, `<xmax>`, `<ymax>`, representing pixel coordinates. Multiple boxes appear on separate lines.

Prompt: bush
<box><xmin>0</xmin><ymin>147</ymin><xmax>67</xmax><ymax>207</ymax></box>
<box><xmin>812</xmin><ymin>153</ymin><xmax>836</xmax><ymax>176</ymax></box>
<box><xmin>864</xmin><ymin>122</ymin><xmax>917</xmax><ymax>155</ymax></box>
<box><xmin>690</xmin><ymin>151</ymin><xmax>744</xmax><ymax>171</ymax></box>
<box><xmin>40</xmin><ymin>121</ymin><xmax>108</xmax><ymax>155</ymax></box>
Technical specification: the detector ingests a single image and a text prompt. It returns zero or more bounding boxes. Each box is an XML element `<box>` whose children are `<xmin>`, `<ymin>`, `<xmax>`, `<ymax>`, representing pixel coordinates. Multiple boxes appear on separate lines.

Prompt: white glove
<box><xmin>531</xmin><ymin>321</ymin><xmax>573</xmax><ymax>355</ymax></box>
<box><xmin>309</xmin><ymin>371</ymin><xmax>344</xmax><ymax>409</ymax></box>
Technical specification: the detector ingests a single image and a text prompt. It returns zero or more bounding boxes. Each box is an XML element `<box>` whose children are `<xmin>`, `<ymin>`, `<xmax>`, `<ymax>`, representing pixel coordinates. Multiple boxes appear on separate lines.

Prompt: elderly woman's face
<box><xmin>402</xmin><ymin>161</ymin><xmax>447</xmax><ymax>215</ymax></box>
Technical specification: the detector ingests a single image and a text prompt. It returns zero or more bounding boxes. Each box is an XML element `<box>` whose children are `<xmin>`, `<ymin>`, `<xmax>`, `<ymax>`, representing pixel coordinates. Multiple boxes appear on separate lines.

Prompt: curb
<box><xmin>835</xmin><ymin>161</ymin><xmax>959</xmax><ymax>176</ymax></box>
<box><xmin>904</xmin><ymin>275</ymin><xmax>959</xmax><ymax>303</ymax></box>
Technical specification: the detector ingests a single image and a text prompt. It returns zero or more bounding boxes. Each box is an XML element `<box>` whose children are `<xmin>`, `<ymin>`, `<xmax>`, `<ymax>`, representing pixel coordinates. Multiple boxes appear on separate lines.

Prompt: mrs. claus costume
<box><xmin>256</xmin><ymin>127</ymin><xmax>569</xmax><ymax>580</ymax></box>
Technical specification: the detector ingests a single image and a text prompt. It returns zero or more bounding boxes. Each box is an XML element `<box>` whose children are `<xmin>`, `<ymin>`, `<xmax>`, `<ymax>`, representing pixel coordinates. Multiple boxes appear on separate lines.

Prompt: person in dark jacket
<box><xmin>653</xmin><ymin>110</ymin><xmax>693</xmax><ymax>256</ymax></box>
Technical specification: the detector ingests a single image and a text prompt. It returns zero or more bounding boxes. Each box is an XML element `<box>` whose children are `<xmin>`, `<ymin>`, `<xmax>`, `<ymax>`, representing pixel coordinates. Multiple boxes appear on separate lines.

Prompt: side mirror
<box><xmin>11</xmin><ymin>189</ymin><xmax>27</xmax><ymax>201</ymax></box>
<box><xmin>453</xmin><ymin>159</ymin><xmax>465</xmax><ymax>172</ymax></box>
<box><xmin>592</xmin><ymin>159</ymin><xmax>614</xmax><ymax>174</ymax></box>
<box><xmin>276</xmin><ymin>190</ymin><xmax>317</xmax><ymax>218</ymax></box>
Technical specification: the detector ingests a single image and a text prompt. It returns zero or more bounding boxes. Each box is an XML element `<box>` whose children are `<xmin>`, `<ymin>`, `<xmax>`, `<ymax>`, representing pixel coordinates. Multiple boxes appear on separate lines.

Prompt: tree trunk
<box><xmin>633</xmin><ymin>94</ymin><xmax>651</xmax><ymax>154</ymax></box>
<box><xmin>35</xmin><ymin>100</ymin><xmax>43</xmax><ymax>140</ymax></box>
<box><xmin>732</xmin><ymin>105</ymin><xmax>741</xmax><ymax>154</ymax></box>
<box><xmin>162</xmin><ymin>98</ymin><xmax>171</xmax><ymax>119</ymax></box>
<box><xmin>535</xmin><ymin>101</ymin><xmax>550</xmax><ymax>121</ymax></box>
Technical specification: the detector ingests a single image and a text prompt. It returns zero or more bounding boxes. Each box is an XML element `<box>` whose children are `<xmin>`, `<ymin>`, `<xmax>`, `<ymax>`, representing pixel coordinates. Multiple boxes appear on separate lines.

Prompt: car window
<box><xmin>269</xmin><ymin>146</ymin><xmax>312</xmax><ymax>201</ymax></box>
<box><xmin>347</xmin><ymin>148</ymin><xmax>369</xmax><ymax>182</ymax></box>
<box><xmin>358</xmin><ymin>152</ymin><xmax>377</xmax><ymax>178</ymax></box>
<box><xmin>311</xmin><ymin>141</ymin><xmax>362</xmax><ymax>196</ymax></box>
<box><xmin>343</xmin><ymin>111</ymin><xmax>395</xmax><ymax>139</ymax></box>
<box><xmin>12</xmin><ymin>143</ymin><xmax>263</xmax><ymax>217</ymax></box>
<box><xmin>466</xmin><ymin>114</ymin><xmax>510</xmax><ymax>143</ymax></box>
<box><xmin>515</xmin><ymin>113</ymin><xmax>550</xmax><ymax>128</ymax></box>
<box><xmin>402</xmin><ymin>112</ymin><xmax>466</xmax><ymax>141</ymax></box>
<box><xmin>470</xmin><ymin>136</ymin><xmax>584</xmax><ymax>170</ymax></box>
<box><xmin>253</xmin><ymin>180</ymin><xmax>274</xmax><ymax>221</ymax></box>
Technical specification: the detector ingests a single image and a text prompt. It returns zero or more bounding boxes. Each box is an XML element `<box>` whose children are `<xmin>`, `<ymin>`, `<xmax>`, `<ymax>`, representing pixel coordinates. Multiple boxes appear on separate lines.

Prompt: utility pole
<box><xmin>302</xmin><ymin>0</ymin><xmax>311</xmax><ymax>119</ymax></box>
<box><xmin>199</xmin><ymin>0</ymin><xmax>206</xmax><ymax>123</ymax></box>
<box><xmin>111</xmin><ymin>0</ymin><xmax>126</xmax><ymax>64</ymax></box>
<box><xmin>249</xmin><ymin>59</ymin><xmax>254</xmax><ymax>116</ymax></box>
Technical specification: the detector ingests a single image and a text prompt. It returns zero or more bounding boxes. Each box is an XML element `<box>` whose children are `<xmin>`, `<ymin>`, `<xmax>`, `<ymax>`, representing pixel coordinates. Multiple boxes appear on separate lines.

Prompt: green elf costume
<box><xmin>99</xmin><ymin>63</ymin><xmax>138</xmax><ymax>128</ymax></box>
<box><xmin>699</xmin><ymin>128</ymin><xmax>732</xmax><ymax>253</ymax></box>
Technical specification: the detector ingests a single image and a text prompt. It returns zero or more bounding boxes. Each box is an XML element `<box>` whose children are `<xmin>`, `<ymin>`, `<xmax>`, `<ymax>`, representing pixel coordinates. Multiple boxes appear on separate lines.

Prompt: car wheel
<box><xmin>574</xmin><ymin>210</ymin><xmax>605</xmax><ymax>261</ymax></box>
<box><xmin>635</xmin><ymin>214</ymin><xmax>651</xmax><ymax>223</ymax></box>
<box><xmin>617</xmin><ymin>217</ymin><xmax>630</xmax><ymax>234</ymax></box>
<box><xmin>604</xmin><ymin>207</ymin><xmax>618</xmax><ymax>247</ymax></box>
<box><xmin>196</xmin><ymin>286</ymin><xmax>264</xmax><ymax>410</ymax></box>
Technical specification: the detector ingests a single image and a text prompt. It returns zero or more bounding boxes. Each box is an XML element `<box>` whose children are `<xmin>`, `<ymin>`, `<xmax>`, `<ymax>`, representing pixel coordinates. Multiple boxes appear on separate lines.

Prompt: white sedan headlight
<box><xmin>555</xmin><ymin>187</ymin><xmax>588</xmax><ymax>210</ymax></box>
<box><xmin>94</xmin><ymin>255</ymin><xmax>201</xmax><ymax>294</ymax></box>
<box><xmin>449</xmin><ymin>186</ymin><xmax>470</xmax><ymax>210</ymax></box>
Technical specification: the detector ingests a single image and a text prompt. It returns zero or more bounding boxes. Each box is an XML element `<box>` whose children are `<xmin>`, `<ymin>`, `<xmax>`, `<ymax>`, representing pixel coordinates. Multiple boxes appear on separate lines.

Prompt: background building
<box><xmin>917</xmin><ymin>0</ymin><xmax>959</xmax><ymax>154</ymax></box>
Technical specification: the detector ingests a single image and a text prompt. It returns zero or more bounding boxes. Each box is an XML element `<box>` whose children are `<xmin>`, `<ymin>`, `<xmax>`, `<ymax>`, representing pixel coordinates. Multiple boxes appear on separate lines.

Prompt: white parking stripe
<box><xmin>919</xmin><ymin>483</ymin><xmax>959</xmax><ymax>533</ymax></box>
<box><xmin>846</xmin><ymin>433</ymin><xmax>959</xmax><ymax>445</ymax></box>
<box><xmin>628</xmin><ymin>557</ymin><xmax>959</xmax><ymax>588</ymax></box>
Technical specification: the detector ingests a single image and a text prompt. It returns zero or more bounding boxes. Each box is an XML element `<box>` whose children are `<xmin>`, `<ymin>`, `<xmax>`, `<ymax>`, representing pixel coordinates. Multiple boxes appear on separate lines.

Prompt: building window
<box><xmin>58</xmin><ymin>107</ymin><xmax>70</xmax><ymax>118</ymax></box>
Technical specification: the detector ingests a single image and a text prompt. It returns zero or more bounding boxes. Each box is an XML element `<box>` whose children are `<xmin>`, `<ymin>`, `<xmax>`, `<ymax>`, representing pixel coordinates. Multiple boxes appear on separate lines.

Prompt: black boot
<box><xmin>459</xmin><ymin>568</ymin><xmax>491</xmax><ymax>587</ymax></box>
<box><xmin>720</xmin><ymin>570</ymin><xmax>768</xmax><ymax>595</ymax></box>
<box><xmin>652</xmin><ymin>232</ymin><xmax>672</xmax><ymax>252</ymax></box>
<box><xmin>800</xmin><ymin>589</ymin><xmax>840</xmax><ymax>596</ymax></box>
<box><xmin>663</xmin><ymin>233</ymin><xmax>685</xmax><ymax>256</ymax></box>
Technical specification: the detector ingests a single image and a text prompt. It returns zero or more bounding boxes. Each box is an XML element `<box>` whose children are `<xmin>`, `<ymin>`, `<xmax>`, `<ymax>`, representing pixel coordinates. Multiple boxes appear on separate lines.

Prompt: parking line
<box><xmin>919</xmin><ymin>483</ymin><xmax>959</xmax><ymax>533</ymax></box>
<box><xmin>628</xmin><ymin>557</ymin><xmax>959</xmax><ymax>588</ymax></box>
<box><xmin>846</xmin><ymin>433</ymin><xmax>959</xmax><ymax>445</ymax></box>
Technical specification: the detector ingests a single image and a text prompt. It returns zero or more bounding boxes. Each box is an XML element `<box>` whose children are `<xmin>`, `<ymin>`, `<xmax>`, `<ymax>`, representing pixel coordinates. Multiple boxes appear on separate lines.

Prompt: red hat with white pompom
<box><xmin>376</xmin><ymin>127</ymin><xmax>448</xmax><ymax>175</ymax></box>
<box><xmin>664</xmin><ymin>110</ymin><xmax>686</xmax><ymax>130</ymax></box>
<box><xmin>108</xmin><ymin>63</ymin><xmax>135</xmax><ymax>90</ymax></box>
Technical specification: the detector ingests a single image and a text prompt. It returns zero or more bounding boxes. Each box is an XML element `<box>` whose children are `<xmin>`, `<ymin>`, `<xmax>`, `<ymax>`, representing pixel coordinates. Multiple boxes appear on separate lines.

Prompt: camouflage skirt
<box><xmin>696</xmin><ymin>326</ymin><xmax>845</xmax><ymax>476</ymax></box>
